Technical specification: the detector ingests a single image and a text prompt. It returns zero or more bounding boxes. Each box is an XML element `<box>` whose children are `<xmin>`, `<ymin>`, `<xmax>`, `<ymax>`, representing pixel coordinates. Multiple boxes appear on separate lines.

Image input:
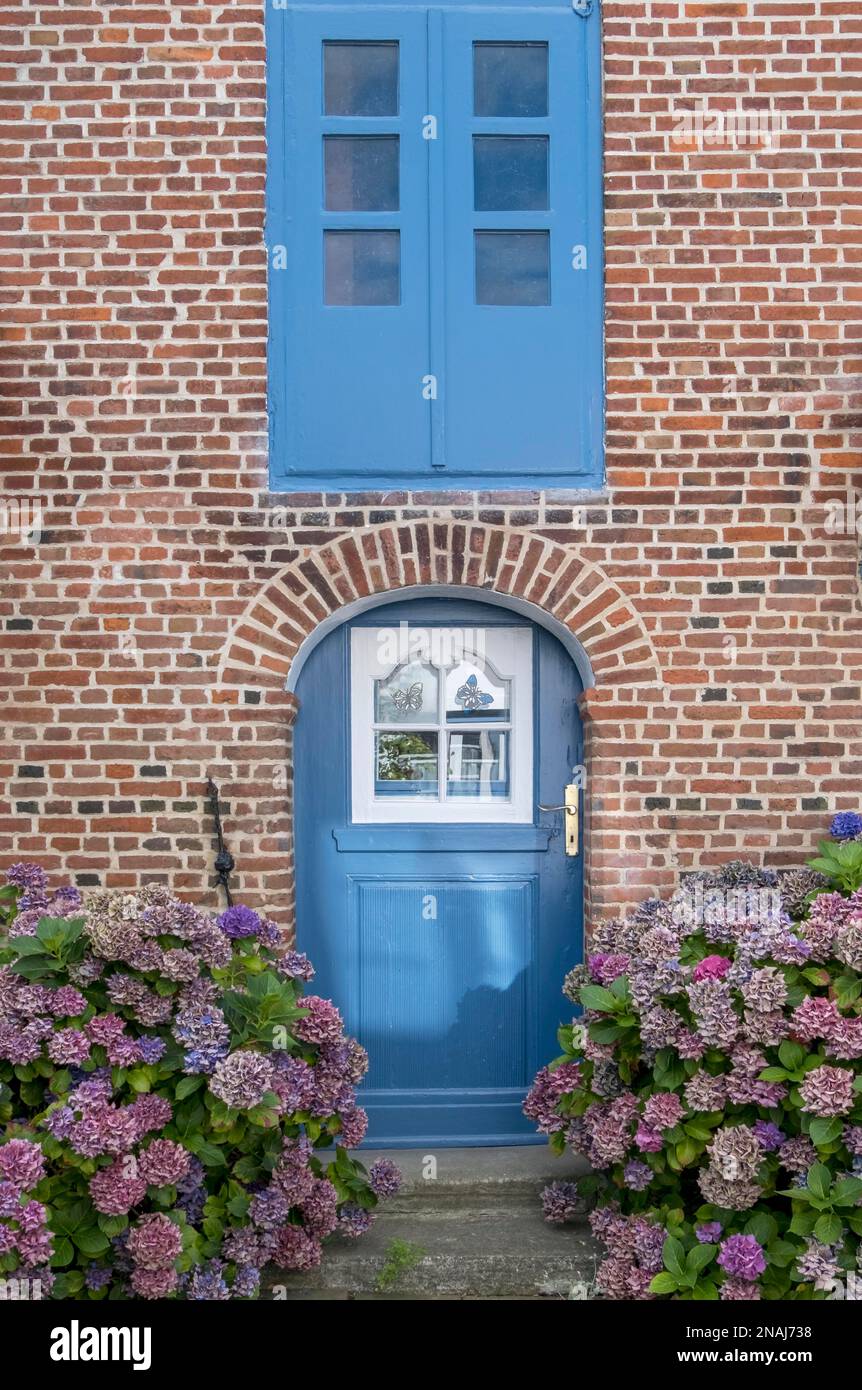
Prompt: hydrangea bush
<box><xmin>525</xmin><ymin>813</ymin><xmax>862</xmax><ymax>1300</ymax></box>
<box><xmin>0</xmin><ymin>869</ymin><xmax>399</xmax><ymax>1299</ymax></box>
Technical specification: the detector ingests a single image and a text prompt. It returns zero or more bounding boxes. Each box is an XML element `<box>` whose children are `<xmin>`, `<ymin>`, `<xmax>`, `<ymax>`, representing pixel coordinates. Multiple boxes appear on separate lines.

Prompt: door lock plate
<box><xmin>564</xmin><ymin>782</ymin><xmax>579</xmax><ymax>856</ymax></box>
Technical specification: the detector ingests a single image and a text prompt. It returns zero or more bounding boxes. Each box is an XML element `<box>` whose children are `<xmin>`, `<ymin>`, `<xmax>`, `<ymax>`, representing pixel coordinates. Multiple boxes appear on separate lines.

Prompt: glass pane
<box><xmin>375</xmin><ymin>661</ymin><xmax>438</xmax><ymax>723</ymax></box>
<box><xmin>324</xmin><ymin>136</ymin><xmax>399</xmax><ymax>212</ymax></box>
<box><xmin>474</xmin><ymin>42</ymin><xmax>549</xmax><ymax>118</ymax></box>
<box><xmin>375</xmin><ymin>732</ymin><xmax>438</xmax><ymax>796</ymax></box>
<box><xmin>448</xmin><ymin>731</ymin><xmax>509</xmax><ymax>799</ymax></box>
<box><xmin>445</xmin><ymin>662</ymin><xmax>510</xmax><ymax>722</ymax></box>
<box><xmin>474</xmin><ymin>136</ymin><xmax>548</xmax><ymax>212</ymax></box>
<box><xmin>325</xmin><ymin>230</ymin><xmax>400</xmax><ymax>306</ymax></box>
<box><xmin>475</xmin><ymin>231</ymin><xmax>549</xmax><ymax>307</ymax></box>
<box><xmin>324</xmin><ymin>41</ymin><xmax>399</xmax><ymax>116</ymax></box>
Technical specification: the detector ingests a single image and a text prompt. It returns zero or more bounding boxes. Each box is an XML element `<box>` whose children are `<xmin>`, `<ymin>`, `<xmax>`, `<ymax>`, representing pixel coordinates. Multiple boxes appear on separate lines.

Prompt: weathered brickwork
<box><xmin>0</xmin><ymin>2</ymin><xmax>860</xmax><ymax>928</ymax></box>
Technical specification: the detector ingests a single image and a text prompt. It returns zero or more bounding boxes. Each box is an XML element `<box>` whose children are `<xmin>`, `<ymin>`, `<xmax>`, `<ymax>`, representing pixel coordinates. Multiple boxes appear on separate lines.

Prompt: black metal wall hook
<box><xmin>206</xmin><ymin>775</ymin><xmax>235</xmax><ymax>907</ymax></box>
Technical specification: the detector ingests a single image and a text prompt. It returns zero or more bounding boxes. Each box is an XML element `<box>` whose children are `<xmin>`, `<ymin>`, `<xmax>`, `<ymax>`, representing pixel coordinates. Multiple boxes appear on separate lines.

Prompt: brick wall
<box><xmin>1</xmin><ymin>1</ymin><xmax>860</xmax><ymax>929</ymax></box>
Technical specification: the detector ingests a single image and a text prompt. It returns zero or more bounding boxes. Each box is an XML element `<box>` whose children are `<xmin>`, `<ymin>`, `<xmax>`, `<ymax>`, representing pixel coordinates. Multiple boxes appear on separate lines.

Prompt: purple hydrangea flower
<box><xmin>830</xmin><ymin>811</ymin><xmax>862</xmax><ymax>841</ymax></box>
<box><xmin>272</xmin><ymin>1225</ymin><xmax>322</xmax><ymax>1272</ymax></box>
<box><xmin>717</xmin><ymin>1234</ymin><xmax>766</xmax><ymax>1280</ymax></box>
<box><xmin>754</xmin><ymin>1120</ymin><xmax>785</xmax><ymax>1152</ymax></box>
<box><xmin>0</xmin><ymin>1139</ymin><xmax>45</xmax><ymax>1191</ymax></box>
<box><xmin>368</xmin><ymin>1158</ymin><xmax>402</xmax><ymax>1200</ymax></box>
<box><xmin>5</xmin><ymin>863</ymin><xmax>48</xmax><ymax>893</ymax></box>
<box><xmin>696</xmin><ymin>1221</ymin><xmax>722</xmax><ymax>1243</ymax></box>
<box><xmin>643</xmin><ymin>1092</ymin><xmax>684</xmax><ymax>1132</ymax></box>
<box><xmin>89</xmin><ymin>1160</ymin><xmax>148</xmax><ymax>1216</ymax></box>
<box><xmin>294</xmin><ymin>995</ymin><xmax>344</xmax><ymax>1045</ymax></box>
<box><xmin>209</xmin><ymin>1050</ymin><xmax>275</xmax><ymax>1111</ymax></box>
<box><xmin>279</xmin><ymin>950</ymin><xmax>315</xmax><ymax>982</ymax></box>
<box><xmin>137</xmin><ymin>1140</ymin><xmax>190</xmax><ymax>1188</ymax></box>
<box><xmin>720</xmin><ymin>1277</ymin><xmax>760</xmax><ymax>1301</ymax></box>
<box><xmin>622</xmin><ymin>1161</ymin><xmax>653</xmax><ymax>1192</ymax></box>
<box><xmin>634</xmin><ymin>1123</ymin><xmax>663</xmax><ymax>1154</ymax></box>
<box><xmin>131</xmin><ymin>1266</ymin><xmax>178</xmax><ymax>1299</ymax></box>
<box><xmin>300</xmin><ymin>1177</ymin><xmax>340</xmax><ymax>1238</ymax></box>
<box><xmin>337</xmin><ymin>1203</ymin><xmax>373</xmax><ymax>1238</ymax></box>
<box><xmin>217</xmin><ymin>905</ymin><xmax>262</xmax><ymax>939</ymax></box>
<box><xmin>47</xmin><ymin>1028</ymin><xmax>91</xmax><ymax>1066</ymax></box>
<box><xmin>127</xmin><ymin>1213</ymin><xmax>183</xmax><ymax>1270</ymax></box>
<box><xmin>231</xmin><ymin>1265</ymin><xmax>260</xmax><ymax>1298</ymax></box>
<box><xmin>49</xmin><ymin>986</ymin><xmax>87</xmax><ymax>1017</ymax></box>
<box><xmin>541</xmin><ymin>1180</ymin><xmax>582</xmax><ymax>1221</ymax></box>
<box><xmin>337</xmin><ymin>1107</ymin><xmax>368</xmax><ymax>1149</ymax></box>
<box><xmin>800</xmin><ymin>1064</ymin><xmax>855</xmax><ymax>1118</ymax></box>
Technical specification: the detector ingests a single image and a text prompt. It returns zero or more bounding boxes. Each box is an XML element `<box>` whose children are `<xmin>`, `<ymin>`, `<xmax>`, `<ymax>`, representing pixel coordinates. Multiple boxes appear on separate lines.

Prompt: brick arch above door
<box><xmin>218</xmin><ymin>520</ymin><xmax>663</xmax><ymax>700</ymax></box>
<box><xmin>211</xmin><ymin>522</ymin><xmax>671</xmax><ymax>930</ymax></box>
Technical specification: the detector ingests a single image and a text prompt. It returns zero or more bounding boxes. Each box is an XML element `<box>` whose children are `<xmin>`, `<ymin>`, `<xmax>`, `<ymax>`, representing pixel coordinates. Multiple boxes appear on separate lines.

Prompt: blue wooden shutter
<box><xmin>269</xmin><ymin>7</ymin><xmax>432</xmax><ymax>486</ymax></box>
<box><xmin>268</xmin><ymin>3</ymin><xmax>603</xmax><ymax>491</ymax></box>
<box><xmin>438</xmin><ymin>8</ymin><xmax>601</xmax><ymax>483</ymax></box>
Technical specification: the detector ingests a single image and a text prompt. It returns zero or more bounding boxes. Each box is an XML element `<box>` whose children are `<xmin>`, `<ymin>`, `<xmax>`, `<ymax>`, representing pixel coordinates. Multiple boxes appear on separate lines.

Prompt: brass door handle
<box><xmin>538</xmin><ymin>780</ymin><xmax>581</xmax><ymax>856</ymax></box>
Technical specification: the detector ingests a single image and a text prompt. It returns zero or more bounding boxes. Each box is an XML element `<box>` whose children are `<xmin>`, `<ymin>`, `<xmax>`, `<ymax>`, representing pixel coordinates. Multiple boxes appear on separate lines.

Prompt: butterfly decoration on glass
<box><xmin>390</xmin><ymin>682</ymin><xmax>424</xmax><ymax>713</ymax></box>
<box><xmin>455</xmin><ymin>674</ymin><xmax>495</xmax><ymax>711</ymax></box>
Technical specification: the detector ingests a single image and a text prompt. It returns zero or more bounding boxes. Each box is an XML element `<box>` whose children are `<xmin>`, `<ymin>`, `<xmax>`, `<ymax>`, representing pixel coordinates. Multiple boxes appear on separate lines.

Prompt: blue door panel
<box><xmin>350</xmin><ymin>877</ymin><xmax>533</xmax><ymax>1089</ymax></box>
<box><xmin>294</xmin><ymin>596</ymin><xmax>583</xmax><ymax>1147</ymax></box>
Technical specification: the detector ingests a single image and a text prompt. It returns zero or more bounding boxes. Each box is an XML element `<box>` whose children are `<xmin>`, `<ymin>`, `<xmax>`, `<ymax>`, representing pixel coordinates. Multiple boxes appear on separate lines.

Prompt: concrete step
<box><xmin>267</xmin><ymin>1207</ymin><xmax>598</xmax><ymax>1299</ymax></box>
<box><xmin>355</xmin><ymin>1144</ymin><xmax>590</xmax><ymax>1212</ymax></box>
<box><xmin>264</xmin><ymin>1147</ymin><xmax>598</xmax><ymax>1300</ymax></box>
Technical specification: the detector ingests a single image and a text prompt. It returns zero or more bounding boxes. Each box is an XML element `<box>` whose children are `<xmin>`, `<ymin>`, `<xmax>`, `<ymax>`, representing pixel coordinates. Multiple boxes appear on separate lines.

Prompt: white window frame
<box><xmin>350</xmin><ymin>626</ymin><xmax>533</xmax><ymax>824</ymax></box>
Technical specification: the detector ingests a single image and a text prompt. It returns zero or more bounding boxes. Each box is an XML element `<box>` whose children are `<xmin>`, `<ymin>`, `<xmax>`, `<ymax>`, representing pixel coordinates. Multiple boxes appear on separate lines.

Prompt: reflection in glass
<box><xmin>324</xmin><ymin>136</ymin><xmax>399</xmax><ymax>212</ymax></box>
<box><xmin>324</xmin><ymin>42</ymin><xmax>399</xmax><ymax>117</ymax></box>
<box><xmin>445</xmin><ymin>662</ymin><xmax>509</xmax><ymax>721</ymax></box>
<box><xmin>473</xmin><ymin>136</ymin><xmax>549</xmax><ymax>212</ymax></box>
<box><xmin>375</xmin><ymin>732</ymin><xmax>438</xmax><ymax>795</ymax></box>
<box><xmin>473</xmin><ymin>42</ymin><xmax>549</xmax><ymax>118</ymax></box>
<box><xmin>325</xmin><ymin>230</ymin><xmax>400</xmax><ymax>306</ymax></box>
<box><xmin>447</xmin><ymin>731</ymin><xmax>509</xmax><ymax>798</ymax></box>
<box><xmin>475</xmin><ymin>231</ymin><xmax>549</xmax><ymax>307</ymax></box>
<box><xmin>375</xmin><ymin>662</ymin><xmax>438</xmax><ymax>723</ymax></box>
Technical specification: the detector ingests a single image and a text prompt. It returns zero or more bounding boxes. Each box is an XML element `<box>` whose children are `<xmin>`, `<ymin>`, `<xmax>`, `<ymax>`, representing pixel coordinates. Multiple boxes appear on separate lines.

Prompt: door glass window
<box><xmin>352</xmin><ymin>626</ymin><xmax>532</xmax><ymax>823</ymax></box>
<box><xmin>375</xmin><ymin>660</ymin><xmax>438</xmax><ymax>722</ymax></box>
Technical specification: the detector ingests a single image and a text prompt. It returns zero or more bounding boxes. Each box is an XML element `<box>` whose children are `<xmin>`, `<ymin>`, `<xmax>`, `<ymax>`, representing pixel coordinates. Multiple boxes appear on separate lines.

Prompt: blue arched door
<box><xmin>294</xmin><ymin>596</ymin><xmax>583</xmax><ymax>1146</ymax></box>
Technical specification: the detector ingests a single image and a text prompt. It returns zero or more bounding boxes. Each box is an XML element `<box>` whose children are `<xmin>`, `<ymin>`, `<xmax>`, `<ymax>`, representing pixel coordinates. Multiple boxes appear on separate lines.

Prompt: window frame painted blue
<box><xmin>267</xmin><ymin>0</ymin><xmax>604</xmax><ymax>493</ymax></box>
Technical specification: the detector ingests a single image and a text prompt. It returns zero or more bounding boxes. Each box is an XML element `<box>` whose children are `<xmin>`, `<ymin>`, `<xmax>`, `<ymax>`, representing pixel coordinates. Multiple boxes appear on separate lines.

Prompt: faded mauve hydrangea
<box><xmin>209</xmin><ymin>1050</ymin><xmax>275</xmax><ymax>1111</ymax></box>
<box><xmin>89</xmin><ymin>1160</ymin><xmax>148</xmax><ymax>1216</ymax></box>
<box><xmin>293</xmin><ymin>995</ymin><xmax>344</xmax><ymax>1045</ymax></box>
<box><xmin>127</xmin><ymin>1213</ymin><xmax>183</xmax><ymax>1270</ymax></box>
<box><xmin>541</xmin><ymin>1181</ymin><xmax>582</xmax><ymax>1223</ymax></box>
<box><xmin>0</xmin><ymin>1139</ymin><xmax>45</xmax><ymax>1190</ymax></box>
<box><xmin>272</xmin><ymin>1224</ymin><xmax>322</xmax><ymax>1271</ymax></box>
<box><xmin>800</xmin><ymin>1064</ymin><xmax>855</xmax><ymax>1118</ymax></box>
<box><xmin>137</xmin><ymin>1140</ymin><xmax>190</xmax><ymax>1188</ymax></box>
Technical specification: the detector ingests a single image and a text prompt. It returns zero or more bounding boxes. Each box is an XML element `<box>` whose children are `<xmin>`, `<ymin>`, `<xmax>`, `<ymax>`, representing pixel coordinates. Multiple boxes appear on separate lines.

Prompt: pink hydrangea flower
<box><xmin>137</xmin><ymin>1140</ymin><xmax>190</xmax><ymax>1188</ymax></box>
<box><xmin>294</xmin><ymin>996</ymin><xmax>344</xmax><ymax>1045</ymax></box>
<box><xmin>89</xmin><ymin>1159</ymin><xmax>148</xmax><ymax>1215</ymax></box>
<box><xmin>0</xmin><ymin>1139</ymin><xmax>45</xmax><ymax>1191</ymax></box>
<box><xmin>800</xmin><ymin>1064</ymin><xmax>855</xmax><ymax>1118</ymax></box>
<box><xmin>272</xmin><ymin>1224</ymin><xmax>322</xmax><ymax>1271</ymax></box>
<box><xmin>692</xmin><ymin>954</ymin><xmax>731</xmax><ymax>982</ymax></box>
<box><xmin>127</xmin><ymin>1213</ymin><xmax>183</xmax><ymax>1270</ymax></box>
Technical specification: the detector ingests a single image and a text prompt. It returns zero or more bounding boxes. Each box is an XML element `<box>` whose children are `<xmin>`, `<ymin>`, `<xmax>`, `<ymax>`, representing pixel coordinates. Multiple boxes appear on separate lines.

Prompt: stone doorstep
<box><xmin>355</xmin><ymin>1143</ymin><xmax>591</xmax><ymax>1204</ymax></box>
<box><xmin>263</xmin><ymin>1147</ymin><xmax>599</xmax><ymax>1300</ymax></box>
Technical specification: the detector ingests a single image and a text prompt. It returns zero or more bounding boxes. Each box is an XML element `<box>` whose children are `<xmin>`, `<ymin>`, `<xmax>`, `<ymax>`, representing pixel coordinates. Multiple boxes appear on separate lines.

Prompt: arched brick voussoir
<box><xmin>217</xmin><ymin>521</ymin><xmax>665</xmax><ymax>695</ymax></box>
